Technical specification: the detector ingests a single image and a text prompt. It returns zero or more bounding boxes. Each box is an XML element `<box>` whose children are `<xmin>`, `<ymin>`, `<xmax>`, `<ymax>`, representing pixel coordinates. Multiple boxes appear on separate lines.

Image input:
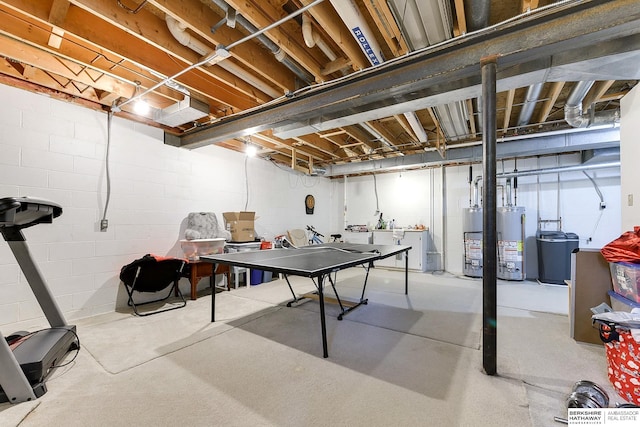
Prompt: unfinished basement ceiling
<box><xmin>0</xmin><ymin>0</ymin><xmax>638</xmax><ymax>176</ymax></box>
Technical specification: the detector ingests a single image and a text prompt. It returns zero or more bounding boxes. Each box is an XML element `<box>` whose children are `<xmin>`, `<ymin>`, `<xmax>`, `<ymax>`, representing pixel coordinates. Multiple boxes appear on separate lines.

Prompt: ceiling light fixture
<box><xmin>245</xmin><ymin>144</ymin><xmax>257</xmax><ymax>157</ymax></box>
<box><xmin>133</xmin><ymin>99</ymin><xmax>150</xmax><ymax>115</ymax></box>
<box><xmin>132</xmin><ymin>82</ymin><xmax>150</xmax><ymax>116</ymax></box>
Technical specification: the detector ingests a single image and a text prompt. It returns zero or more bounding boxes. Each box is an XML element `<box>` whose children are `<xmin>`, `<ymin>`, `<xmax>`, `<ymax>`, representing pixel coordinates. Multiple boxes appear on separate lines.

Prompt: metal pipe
<box><xmin>464</xmin><ymin>0</ymin><xmax>491</xmax><ymax>32</ymax></box>
<box><xmin>211</xmin><ymin>0</ymin><xmax>315</xmax><ymax>84</ymax></box>
<box><xmin>118</xmin><ymin>0</ymin><xmax>324</xmax><ymax>110</ymax></box>
<box><xmin>565</xmin><ymin>80</ymin><xmax>595</xmax><ymax>128</ymax></box>
<box><xmin>360</xmin><ymin>121</ymin><xmax>397</xmax><ymax>151</ymax></box>
<box><xmin>517</xmin><ymin>82</ymin><xmax>544</xmax><ymax>128</ymax></box>
<box><xmin>472</xmin><ymin>159</ymin><xmax>618</xmax><ymax>206</ymax></box>
<box><xmin>498</xmin><ymin>160</ymin><xmax>620</xmax><ymax>178</ymax></box>
<box><xmin>166</xmin><ymin>15</ymin><xmax>282</xmax><ymax>98</ymax></box>
<box><xmin>441</xmin><ymin>165</ymin><xmax>447</xmax><ymax>271</ymax></box>
<box><xmin>481</xmin><ymin>56</ymin><xmax>497</xmax><ymax>376</ymax></box>
<box><xmin>564</xmin><ymin>80</ymin><xmax>621</xmax><ymax>128</ymax></box>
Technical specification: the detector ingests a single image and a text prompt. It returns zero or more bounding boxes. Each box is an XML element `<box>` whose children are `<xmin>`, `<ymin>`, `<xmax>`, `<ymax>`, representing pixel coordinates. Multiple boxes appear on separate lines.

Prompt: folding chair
<box><xmin>287</xmin><ymin>229</ymin><xmax>308</xmax><ymax>247</ymax></box>
<box><xmin>120</xmin><ymin>254</ymin><xmax>187</xmax><ymax>316</ymax></box>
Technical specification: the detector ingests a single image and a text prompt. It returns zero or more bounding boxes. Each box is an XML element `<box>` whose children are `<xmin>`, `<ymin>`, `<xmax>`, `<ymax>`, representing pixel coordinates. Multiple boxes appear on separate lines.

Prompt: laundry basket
<box><xmin>601</xmin><ymin>326</ymin><xmax>640</xmax><ymax>405</ymax></box>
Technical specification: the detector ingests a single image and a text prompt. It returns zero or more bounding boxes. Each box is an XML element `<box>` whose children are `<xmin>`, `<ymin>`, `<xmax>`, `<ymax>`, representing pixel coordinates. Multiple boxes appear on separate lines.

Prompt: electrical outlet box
<box><xmin>100</xmin><ymin>219</ymin><xmax>108</xmax><ymax>232</ymax></box>
<box><xmin>629</xmin><ymin>194</ymin><xmax>634</xmax><ymax>207</ymax></box>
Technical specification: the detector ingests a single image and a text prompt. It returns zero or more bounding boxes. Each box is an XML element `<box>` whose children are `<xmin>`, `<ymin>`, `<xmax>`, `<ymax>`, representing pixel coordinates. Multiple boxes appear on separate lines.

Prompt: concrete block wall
<box><xmin>334</xmin><ymin>152</ymin><xmax>621</xmax><ymax>277</ymax></box>
<box><xmin>0</xmin><ymin>84</ymin><xmax>331</xmax><ymax>332</ymax></box>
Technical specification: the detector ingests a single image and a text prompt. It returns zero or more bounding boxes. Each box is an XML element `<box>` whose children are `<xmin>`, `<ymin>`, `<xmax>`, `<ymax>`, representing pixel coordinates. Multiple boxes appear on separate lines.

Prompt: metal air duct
<box><xmin>153</xmin><ymin>96</ymin><xmax>210</xmax><ymax>127</ymax></box>
<box><xmin>464</xmin><ymin>0</ymin><xmax>491</xmax><ymax>33</ymax></box>
<box><xmin>517</xmin><ymin>82</ymin><xmax>544</xmax><ymax>128</ymax></box>
<box><xmin>564</xmin><ymin>80</ymin><xmax>620</xmax><ymax>128</ymax></box>
<box><xmin>389</xmin><ymin>0</ymin><xmax>467</xmax><ymax>142</ymax></box>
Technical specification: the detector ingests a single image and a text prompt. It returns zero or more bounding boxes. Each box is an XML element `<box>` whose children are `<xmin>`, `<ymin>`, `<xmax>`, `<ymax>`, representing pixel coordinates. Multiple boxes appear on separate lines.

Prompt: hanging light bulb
<box><xmin>132</xmin><ymin>81</ymin><xmax>150</xmax><ymax>116</ymax></box>
<box><xmin>134</xmin><ymin>99</ymin><xmax>150</xmax><ymax>115</ymax></box>
<box><xmin>245</xmin><ymin>144</ymin><xmax>257</xmax><ymax>157</ymax></box>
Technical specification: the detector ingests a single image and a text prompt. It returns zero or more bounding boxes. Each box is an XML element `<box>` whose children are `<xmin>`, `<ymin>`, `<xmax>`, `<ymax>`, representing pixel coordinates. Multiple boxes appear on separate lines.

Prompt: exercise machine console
<box><xmin>0</xmin><ymin>197</ymin><xmax>78</xmax><ymax>404</ymax></box>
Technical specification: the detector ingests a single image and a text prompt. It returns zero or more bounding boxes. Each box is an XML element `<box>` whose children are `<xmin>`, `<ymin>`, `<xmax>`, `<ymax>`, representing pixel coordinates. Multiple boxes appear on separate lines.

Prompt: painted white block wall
<box><xmin>334</xmin><ymin>150</ymin><xmax>622</xmax><ymax>277</ymax></box>
<box><xmin>0</xmin><ymin>84</ymin><xmax>331</xmax><ymax>332</ymax></box>
<box><xmin>620</xmin><ymin>83</ymin><xmax>640</xmax><ymax>232</ymax></box>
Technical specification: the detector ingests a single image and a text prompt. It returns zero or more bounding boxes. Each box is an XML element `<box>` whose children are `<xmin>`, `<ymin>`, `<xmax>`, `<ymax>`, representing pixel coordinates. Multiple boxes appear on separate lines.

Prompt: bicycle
<box><xmin>306</xmin><ymin>225</ymin><xmax>324</xmax><ymax>245</ymax></box>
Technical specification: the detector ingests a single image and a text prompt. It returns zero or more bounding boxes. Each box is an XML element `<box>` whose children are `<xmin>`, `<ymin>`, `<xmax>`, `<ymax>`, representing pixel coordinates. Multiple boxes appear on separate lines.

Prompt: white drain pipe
<box><xmin>302</xmin><ymin>14</ymin><xmax>338</xmax><ymax>61</ymax></box>
<box><xmin>166</xmin><ymin>15</ymin><xmax>281</xmax><ymax>98</ymax></box>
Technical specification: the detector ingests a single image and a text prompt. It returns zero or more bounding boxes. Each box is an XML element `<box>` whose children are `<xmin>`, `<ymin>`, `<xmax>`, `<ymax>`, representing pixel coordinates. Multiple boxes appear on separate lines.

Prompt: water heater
<box><xmin>462</xmin><ymin>207</ymin><xmax>483</xmax><ymax>278</ymax></box>
<box><xmin>497</xmin><ymin>206</ymin><xmax>526</xmax><ymax>280</ymax></box>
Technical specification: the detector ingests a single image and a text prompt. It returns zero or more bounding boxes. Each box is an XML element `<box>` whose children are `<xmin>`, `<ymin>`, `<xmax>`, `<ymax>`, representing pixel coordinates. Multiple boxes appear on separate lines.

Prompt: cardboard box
<box><xmin>223</xmin><ymin>212</ymin><xmax>255</xmax><ymax>242</ymax></box>
<box><xmin>570</xmin><ymin>249</ymin><xmax>612</xmax><ymax>345</ymax></box>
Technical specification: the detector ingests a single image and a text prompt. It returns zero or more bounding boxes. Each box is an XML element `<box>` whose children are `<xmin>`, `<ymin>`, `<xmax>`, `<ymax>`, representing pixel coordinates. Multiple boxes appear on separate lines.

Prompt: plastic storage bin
<box><xmin>536</xmin><ymin>231</ymin><xmax>579</xmax><ymax>284</ymax></box>
<box><xmin>180</xmin><ymin>238</ymin><xmax>225</xmax><ymax>261</ymax></box>
<box><xmin>608</xmin><ymin>290</ymin><xmax>640</xmax><ymax>312</ymax></box>
<box><xmin>250</xmin><ymin>269</ymin><xmax>263</xmax><ymax>286</ymax></box>
<box><xmin>609</xmin><ymin>262</ymin><xmax>640</xmax><ymax>303</ymax></box>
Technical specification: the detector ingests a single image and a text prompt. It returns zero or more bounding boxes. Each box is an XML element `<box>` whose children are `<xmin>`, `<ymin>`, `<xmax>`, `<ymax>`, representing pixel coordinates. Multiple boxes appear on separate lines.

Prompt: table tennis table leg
<box><xmin>332</xmin><ymin>265</ymin><xmax>370</xmax><ymax>321</ymax></box>
<box><xmin>284</xmin><ymin>275</ymin><xmax>307</xmax><ymax>307</ymax></box>
<box><xmin>405</xmin><ymin>250</ymin><xmax>409</xmax><ymax>295</ymax></box>
<box><xmin>317</xmin><ymin>274</ymin><xmax>329</xmax><ymax>358</ymax></box>
<box><xmin>211</xmin><ymin>263</ymin><xmax>216</xmax><ymax>322</ymax></box>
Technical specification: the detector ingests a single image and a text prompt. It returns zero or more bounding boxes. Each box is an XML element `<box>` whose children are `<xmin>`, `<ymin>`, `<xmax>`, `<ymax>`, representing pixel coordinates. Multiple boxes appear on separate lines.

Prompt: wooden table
<box><xmin>184</xmin><ymin>261</ymin><xmax>230</xmax><ymax>300</ymax></box>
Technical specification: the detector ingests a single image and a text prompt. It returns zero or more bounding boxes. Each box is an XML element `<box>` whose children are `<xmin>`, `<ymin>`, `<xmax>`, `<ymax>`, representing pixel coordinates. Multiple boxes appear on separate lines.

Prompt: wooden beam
<box><xmin>224</xmin><ymin>0</ymin><xmax>324</xmax><ymax>80</ymax></box>
<box><xmin>521</xmin><ymin>0</ymin><xmax>540</xmax><ymax>12</ymax></box>
<box><xmin>453</xmin><ymin>0</ymin><xmax>467</xmax><ymax>36</ymax></box>
<box><xmin>65</xmin><ymin>0</ymin><xmax>271</xmax><ymax>104</ymax></box>
<box><xmin>147</xmin><ymin>0</ymin><xmax>296</xmax><ymax>92</ymax></box>
<box><xmin>502</xmin><ymin>88</ymin><xmax>516</xmax><ymax>132</ymax></box>
<box><xmin>362</xmin><ymin>0</ymin><xmax>409</xmax><ymax>57</ymax></box>
<box><xmin>298</xmin><ymin>0</ymin><xmax>369</xmax><ymax>71</ymax></box>
<box><xmin>0</xmin><ymin>32</ymin><xmax>136</xmax><ymax>103</ymax></box>
<box><xmin>583</xmin><ymin>80</ymin><xmax>615</xmax><ymax>109</ymax></box>
<box><xmin>536</xmin><ymin>81</ymin><xmax>564</xmax><ymax>123</ymax></box>
<box><xmin>466</xmin><ymin>99</ymin><xmax>477</xmax><ymax>137</ymax></box>
<box><xmin>48</xmin><ymin>0</ymin><xmax>70</xmax><ymax>27</ymax></box>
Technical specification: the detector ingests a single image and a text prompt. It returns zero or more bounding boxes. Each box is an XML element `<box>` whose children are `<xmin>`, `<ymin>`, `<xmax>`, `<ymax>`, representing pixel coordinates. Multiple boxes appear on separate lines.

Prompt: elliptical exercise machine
<box><xmin>0</xmin><ymin>197</ymin><xmax>78</xmax><ymax>403</ymax></box>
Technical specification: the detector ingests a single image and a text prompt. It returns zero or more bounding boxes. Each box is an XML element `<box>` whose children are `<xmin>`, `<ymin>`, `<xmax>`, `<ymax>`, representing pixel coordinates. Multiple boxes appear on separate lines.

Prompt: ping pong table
<box><xmin>201</xmin><ymin>242</ymin><xmax>411</xmax><ymax>357</ymax></box>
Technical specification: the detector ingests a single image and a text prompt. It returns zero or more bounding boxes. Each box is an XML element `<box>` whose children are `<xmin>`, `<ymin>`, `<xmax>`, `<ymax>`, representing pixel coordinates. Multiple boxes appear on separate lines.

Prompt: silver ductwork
<box><xmin>154</xmin><ymin>96</ymin><xmax>210</xmax><ymax>127</ymax></box>
<box><xmin>464</xmin><ymin>0</ymin><xmax>491</xmax><ymax>33</ymax></box>
<box><xmin>565</xmin><ymin>80</ymin><xmax>620</xmax><ymax>128</ymax></box>
<box><xmin>517</xmin><ymin>82</ymin><xmax>544</xmax><ymax>128</ymax></box>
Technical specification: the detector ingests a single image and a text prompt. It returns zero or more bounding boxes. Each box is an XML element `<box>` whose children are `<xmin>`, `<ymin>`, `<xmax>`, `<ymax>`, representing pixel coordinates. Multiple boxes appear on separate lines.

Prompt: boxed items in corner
<box><xmin>223</xmin><ymin>212</ymin><xmax>256</xmax><ymax>242</ymax></box>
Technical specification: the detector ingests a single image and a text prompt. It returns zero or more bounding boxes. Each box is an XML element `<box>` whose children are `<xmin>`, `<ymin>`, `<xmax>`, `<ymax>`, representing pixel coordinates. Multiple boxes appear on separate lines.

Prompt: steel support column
<box><xmin>481</xmin><ymin>56</ymin><xmax>498</xmax><ymax>376</ymax></box>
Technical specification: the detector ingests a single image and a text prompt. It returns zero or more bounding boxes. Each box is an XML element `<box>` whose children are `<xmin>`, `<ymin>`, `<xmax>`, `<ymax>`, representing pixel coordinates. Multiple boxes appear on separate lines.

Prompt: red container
<box><xmin>260</xmin><ymin>241</ymin><xmax>272</xmax><ymax>250</ymax></box>
<box><xmin>604</xmin><ymin>330</ymin><xmax>640</xmax><ymax>405</ymax></box>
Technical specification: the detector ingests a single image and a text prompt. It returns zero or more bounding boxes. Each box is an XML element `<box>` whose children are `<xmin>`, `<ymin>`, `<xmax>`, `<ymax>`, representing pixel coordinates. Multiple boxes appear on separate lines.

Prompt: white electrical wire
<box><xmin>101</xmin><ymin>112</ymin><xmax>113</xmax><ymax>223</ymax></box>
